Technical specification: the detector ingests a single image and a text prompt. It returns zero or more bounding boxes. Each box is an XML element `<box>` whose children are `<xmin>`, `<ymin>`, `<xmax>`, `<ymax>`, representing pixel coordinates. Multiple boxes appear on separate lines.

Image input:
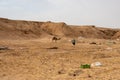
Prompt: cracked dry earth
<box><xmin>0</xmin><ymin>38</ymin><xmax>120</xmax><ymax>80</ymax></box>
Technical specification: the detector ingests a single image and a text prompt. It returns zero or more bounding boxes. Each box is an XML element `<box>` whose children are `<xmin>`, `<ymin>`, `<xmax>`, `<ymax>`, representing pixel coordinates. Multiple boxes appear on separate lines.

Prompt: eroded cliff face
<box><xmin>0</xmin><ymin>18</ymin><xmax>119</xmax><ymax>40</ymax></box>
<box><xmin>112</xmin><ymin>31</ymin><xmax>120</xmax><ymax>39</ymax></box>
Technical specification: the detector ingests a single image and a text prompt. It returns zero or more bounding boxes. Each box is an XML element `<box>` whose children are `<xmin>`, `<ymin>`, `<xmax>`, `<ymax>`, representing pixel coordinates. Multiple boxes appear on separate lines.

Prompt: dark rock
<box><xmin>0</xmin><ymin>46</ymin><xmax>9</xmax><ymax>50</ymax></box>
<box><xmin>58</xmin><ymin>69</ymin><xmax>66</xmax><ymax>74</ymax></box>
<box><xmin>90</xmin><ymin>42</ymin><xmax>97</xmax><ymax>44</ymax></box>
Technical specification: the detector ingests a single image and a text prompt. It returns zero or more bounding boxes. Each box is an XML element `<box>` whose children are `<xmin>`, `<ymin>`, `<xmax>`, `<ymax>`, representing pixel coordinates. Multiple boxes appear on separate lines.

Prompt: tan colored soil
<box><xmin>0</xmin><ymin>38</ymin><xmax>120</xmax><ymax>80</ymax></box>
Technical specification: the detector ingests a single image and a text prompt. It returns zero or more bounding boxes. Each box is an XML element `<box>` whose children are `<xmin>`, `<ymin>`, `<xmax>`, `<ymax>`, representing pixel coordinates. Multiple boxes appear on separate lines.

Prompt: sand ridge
<box><xmin>0</xmin><ymin>17</ymin><xmax>120</xmax><ymax>40</ymax></box>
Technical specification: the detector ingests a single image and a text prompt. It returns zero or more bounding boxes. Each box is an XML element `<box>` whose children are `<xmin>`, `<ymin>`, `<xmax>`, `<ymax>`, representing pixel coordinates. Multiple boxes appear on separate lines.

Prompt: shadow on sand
<box><xmin>47</xmin><ymin>47</ymin><xmax>58</xmax><ymax>49</ymax></box>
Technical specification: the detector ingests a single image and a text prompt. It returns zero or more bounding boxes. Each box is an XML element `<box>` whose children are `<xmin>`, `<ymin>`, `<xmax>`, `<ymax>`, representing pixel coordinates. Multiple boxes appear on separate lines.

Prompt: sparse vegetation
<box><xmin>80</xmin><ymin>64</ymin><xmax>91</xmax><ymax>69</ymax></box>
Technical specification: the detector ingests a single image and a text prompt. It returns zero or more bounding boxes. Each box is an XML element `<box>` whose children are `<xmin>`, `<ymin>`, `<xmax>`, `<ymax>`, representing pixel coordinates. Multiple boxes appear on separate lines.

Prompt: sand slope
<box><xmin>0</xmin><ymin>18</ymin><xmax>120</xmax><ymax>40</ymax></box>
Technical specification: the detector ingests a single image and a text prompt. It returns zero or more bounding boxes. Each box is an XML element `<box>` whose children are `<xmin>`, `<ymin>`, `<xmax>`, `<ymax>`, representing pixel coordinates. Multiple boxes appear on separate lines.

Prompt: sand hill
<box><xmin>0</xmin><ymin>18</ymin><xmax>119</xmax><ymax>40</ymax></box>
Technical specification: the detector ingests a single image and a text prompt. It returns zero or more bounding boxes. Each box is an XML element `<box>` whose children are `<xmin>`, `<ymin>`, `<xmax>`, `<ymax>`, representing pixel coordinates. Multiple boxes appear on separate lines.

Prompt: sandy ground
<box><xmin>0</xmin><ymin>38</ymin><xmax>120</xmax><ymax>80</ymax></box>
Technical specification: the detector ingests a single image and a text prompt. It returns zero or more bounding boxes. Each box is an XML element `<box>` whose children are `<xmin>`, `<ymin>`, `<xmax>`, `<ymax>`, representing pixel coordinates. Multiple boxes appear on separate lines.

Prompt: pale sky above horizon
<box><xmin>0</xmin><ymin>0</ymin><xmax>120</xmax><ymax>28</ymax></box>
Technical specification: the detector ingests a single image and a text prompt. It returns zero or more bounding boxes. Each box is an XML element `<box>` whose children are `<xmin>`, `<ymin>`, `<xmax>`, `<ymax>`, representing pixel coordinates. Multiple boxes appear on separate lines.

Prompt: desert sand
<box><xmin>0</xmin><ymin>18</ymin><xmax>120</xmax><ymax>80</ymax></box>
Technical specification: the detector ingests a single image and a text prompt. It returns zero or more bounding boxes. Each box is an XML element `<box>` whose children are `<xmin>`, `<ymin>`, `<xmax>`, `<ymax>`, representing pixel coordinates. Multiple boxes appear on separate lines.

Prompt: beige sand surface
<box><xmin>0</xmin><ymin>38</ymin><xmax>120</xmax><ymax>80</ymax></box>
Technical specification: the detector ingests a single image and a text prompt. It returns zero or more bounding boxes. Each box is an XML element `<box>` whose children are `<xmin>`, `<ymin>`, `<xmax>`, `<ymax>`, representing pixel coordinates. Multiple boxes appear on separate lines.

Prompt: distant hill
<box><xmin>0</xmin><ymin>17</ymin><xmax>120</xmax><ymax>40</ymax></box>
<box><xmin>112</xmin><ymin>31</ymin><xmax>120</xmax><ymax>39</ymax></box>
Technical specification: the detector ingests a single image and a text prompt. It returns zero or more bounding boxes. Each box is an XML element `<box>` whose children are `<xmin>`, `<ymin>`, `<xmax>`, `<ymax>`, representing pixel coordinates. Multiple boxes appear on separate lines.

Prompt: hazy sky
<box><xmin>0</xmin><ymin>0</ymin><xmax>120</xmax><ymax>28</ymax></box>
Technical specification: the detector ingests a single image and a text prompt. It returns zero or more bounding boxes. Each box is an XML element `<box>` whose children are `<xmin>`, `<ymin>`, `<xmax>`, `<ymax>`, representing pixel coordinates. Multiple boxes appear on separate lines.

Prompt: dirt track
<box><xmin>0</xmin><ymin>38</ymin><xmax>120</xmax><ymax>80</ymax></box>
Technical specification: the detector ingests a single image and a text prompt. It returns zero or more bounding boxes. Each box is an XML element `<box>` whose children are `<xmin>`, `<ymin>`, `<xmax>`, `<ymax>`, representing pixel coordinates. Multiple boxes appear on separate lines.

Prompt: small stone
<box><xmin>58</xmin><ymin>69</ymin><xmax>65</xmax><ymax>74</ymax></box>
